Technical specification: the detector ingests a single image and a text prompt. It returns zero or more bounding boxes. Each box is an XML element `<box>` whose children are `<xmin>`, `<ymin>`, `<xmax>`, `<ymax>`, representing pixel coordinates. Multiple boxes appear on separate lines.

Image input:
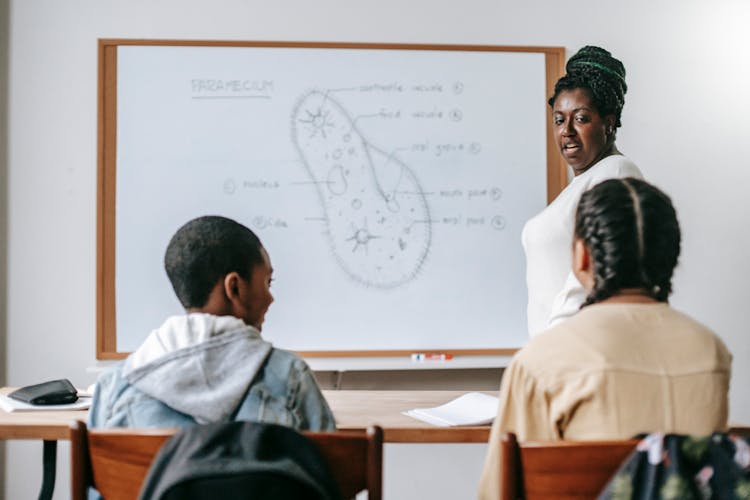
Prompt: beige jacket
<box><xmin>478</xmin><ymin>303</ymin><xmax>732</xmax><ymax>500</ymax></box>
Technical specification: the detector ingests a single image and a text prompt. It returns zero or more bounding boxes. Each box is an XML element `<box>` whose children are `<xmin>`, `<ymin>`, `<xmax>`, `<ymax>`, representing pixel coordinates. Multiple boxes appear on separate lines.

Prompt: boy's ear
<box><xmin>223</xmin><ymin>272</ymin><xmax>241</xmax><ymax>300</ymax></box>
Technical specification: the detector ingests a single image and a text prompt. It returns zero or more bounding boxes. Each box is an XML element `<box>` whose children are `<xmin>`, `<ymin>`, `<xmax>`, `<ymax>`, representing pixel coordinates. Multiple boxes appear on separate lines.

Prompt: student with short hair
<box><xmin>89</xmin><ymin>215</ymin><xmax>336</xmax><ymax>431</ymax></box>
<box><xmin>479</xmin><ymin>178</ymin><xmax>731</xmax><ymax>500</ymax></box>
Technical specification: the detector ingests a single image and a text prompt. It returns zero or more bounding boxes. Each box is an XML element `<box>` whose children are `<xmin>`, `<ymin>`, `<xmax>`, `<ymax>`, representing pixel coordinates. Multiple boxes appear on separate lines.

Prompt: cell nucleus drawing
<box><xmin>291</xmin><ymin>90</ymin><xmax>431</xmax><ymax>288</ymax></box>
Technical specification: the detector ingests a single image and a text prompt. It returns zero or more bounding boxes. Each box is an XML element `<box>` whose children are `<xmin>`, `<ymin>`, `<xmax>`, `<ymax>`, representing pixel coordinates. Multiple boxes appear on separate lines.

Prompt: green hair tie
<box><xmin>571</xmin><ymin>60</ymin><xmax>625</xmax><ymax>83</ymax></box>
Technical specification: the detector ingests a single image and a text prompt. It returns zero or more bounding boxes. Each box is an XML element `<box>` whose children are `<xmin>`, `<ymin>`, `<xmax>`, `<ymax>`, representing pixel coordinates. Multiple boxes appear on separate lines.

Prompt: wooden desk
<box><xmin>0</xmin><ymin>389</ymin><xmax>489</xmax><ymax>499</ymax></box>
<box><xmin>328</xmin><ymin>390</ymin><xmax>491</xmax><ymax>442</ymax></box>
<box><xmin>0</xmin><ymin>407</ymin><xmax>86</xmax><ymax>440</ymax></box>
<box><xmin>0</xmin><ymin>388</ymin><xmax>91</xmax><ymax>499</ymax></box>
<box><xmin>2</xmin><ymin>386</ymin><xmax>747</xmax><ymax>499</ymax></box>
<box><xmin>0</xmin><ymin>390</ymin><xmax>491</xmax><ymax>443</ymax></box>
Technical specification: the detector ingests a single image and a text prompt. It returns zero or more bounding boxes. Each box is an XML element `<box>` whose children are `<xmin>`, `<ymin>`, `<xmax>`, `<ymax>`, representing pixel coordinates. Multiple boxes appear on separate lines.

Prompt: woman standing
<box><xmin>523</xmin><ymin>46</ymin><xmax>643</xmax><ymax>336</ymax></box>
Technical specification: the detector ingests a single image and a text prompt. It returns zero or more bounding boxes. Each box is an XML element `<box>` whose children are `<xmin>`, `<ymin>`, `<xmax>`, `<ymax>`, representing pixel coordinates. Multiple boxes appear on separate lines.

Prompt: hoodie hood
<box><xmin>122</xmin><ymin>313</ymin><xmax>272</xmax><ymax>424</ymax></box>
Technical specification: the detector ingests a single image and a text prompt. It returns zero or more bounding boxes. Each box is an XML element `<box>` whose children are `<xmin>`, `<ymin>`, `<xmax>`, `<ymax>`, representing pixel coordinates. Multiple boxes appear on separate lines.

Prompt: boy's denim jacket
<box><xmin>88</xmin><ymin>314</ymin><xmax>336</xmax><ymax>432</ymax></box>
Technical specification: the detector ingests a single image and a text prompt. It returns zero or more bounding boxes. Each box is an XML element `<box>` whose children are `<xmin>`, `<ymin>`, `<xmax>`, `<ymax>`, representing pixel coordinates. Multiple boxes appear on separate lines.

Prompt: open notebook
<box><xmin>403</xmin><ymin>392</ymin><xmax>499</xmax><ymax>427</ymax></box>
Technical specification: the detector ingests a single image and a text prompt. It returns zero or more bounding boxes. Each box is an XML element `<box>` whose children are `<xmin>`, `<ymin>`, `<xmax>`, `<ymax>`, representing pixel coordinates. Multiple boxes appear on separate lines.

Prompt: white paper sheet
<box><xmin>403</xmin><ymin>392</ymin><xmax>499</xmax><ymax>427</ymax></box>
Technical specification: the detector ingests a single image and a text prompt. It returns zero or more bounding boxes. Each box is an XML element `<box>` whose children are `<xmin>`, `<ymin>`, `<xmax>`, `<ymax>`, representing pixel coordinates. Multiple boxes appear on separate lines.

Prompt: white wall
<box><xmin>0</xmin><ymin>0</ymin><xmax>8</xmax><ymax>491</ymax></box>
<box><xmin>4</xmin><ymin>1</ymin><xmax>750</xmax><ymax>498</ymax></box>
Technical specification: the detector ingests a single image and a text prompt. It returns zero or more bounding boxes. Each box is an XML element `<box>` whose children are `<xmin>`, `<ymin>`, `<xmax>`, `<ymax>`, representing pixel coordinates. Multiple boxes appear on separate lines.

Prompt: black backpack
<box><xmin>138</xmin><ymin>421</ymin><xmax>344</xmax><ymax>500</ymax></box>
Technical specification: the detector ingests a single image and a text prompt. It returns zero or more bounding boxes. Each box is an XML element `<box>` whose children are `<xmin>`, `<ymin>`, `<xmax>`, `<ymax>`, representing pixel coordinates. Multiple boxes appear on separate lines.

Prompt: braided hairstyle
<box><xmin>549</xmin><ymin>46</ymin><xmax>628</xmax><ymax>128</ymax></box>
<box><xmin>574</xmin><ymin>178</ymin><xmax>681</xmax><ymax>307</ymax></box>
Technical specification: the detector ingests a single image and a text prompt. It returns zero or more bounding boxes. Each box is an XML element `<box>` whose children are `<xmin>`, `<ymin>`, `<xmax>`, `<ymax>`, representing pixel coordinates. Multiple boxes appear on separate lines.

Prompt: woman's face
<box><xmin>552</xmin><ymin>88</ymin><xmax>615</xmax><ymax>175</ymax></box>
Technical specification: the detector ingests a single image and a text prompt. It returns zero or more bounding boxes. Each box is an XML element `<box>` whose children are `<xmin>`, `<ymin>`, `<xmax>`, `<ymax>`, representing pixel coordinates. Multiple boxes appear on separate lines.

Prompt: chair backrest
<box><xmin>729</xmin><ymin>425</ymin><xmax>750</xmax><ymax>437</ymax></box>
<box><xmin>500</xmin><ymin>432</ymin><xmax>638</xmax><ymax>500</ymax></box>
<box><xmin>70</xmin><ymin>420</ymin><xmax>383</xmax><ymax>500</ymax></box>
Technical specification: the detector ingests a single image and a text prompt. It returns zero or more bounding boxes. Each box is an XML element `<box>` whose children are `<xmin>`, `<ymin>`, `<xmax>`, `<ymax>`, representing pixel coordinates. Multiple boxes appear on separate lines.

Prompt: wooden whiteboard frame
<box><xmin>96</xmin><ymin>39</ymin><xmax>567</xmax><ymax>360</ymax></box>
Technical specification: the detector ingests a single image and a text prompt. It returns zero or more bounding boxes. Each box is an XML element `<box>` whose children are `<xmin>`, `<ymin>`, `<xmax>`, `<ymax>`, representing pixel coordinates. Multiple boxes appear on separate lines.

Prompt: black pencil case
<box><xmin>8</xmin><ymin>378</ymin><xmax>79</xmax><ymax>405</ymax></box>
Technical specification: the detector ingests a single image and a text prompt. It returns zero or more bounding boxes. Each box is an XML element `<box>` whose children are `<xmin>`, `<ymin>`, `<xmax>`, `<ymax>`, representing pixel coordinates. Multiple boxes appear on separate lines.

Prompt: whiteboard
<box><xmin>97</xmin><ymin>41</ymin><xmax>565</xmax><ymax>358</ymax></box>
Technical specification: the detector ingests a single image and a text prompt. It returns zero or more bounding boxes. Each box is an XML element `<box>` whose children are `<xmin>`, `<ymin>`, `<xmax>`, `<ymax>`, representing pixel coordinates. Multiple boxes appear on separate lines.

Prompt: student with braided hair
<box><xmin>479</xmin><ymin>178</ymin><xmax>731</xmax><ymax>500</ymax></box>
<box><xmin>524</xmin><ymin>45</ymin><xmax>644</xmax><ymax>336</ymax></box>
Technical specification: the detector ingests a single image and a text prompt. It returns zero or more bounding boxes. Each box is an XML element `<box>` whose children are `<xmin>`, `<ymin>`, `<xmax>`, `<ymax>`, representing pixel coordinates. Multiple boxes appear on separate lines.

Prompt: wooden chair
<box><xmin>729</xmin><ymin>425</ymin><xmax>750</xmax><ymax>437</ymax></box>
<box><xmin>70</xmin><ymin>420</ymin><xmax>383</xmax><ymax>500</ymax></box>
<box><xmin>500</xmin><ymin>432</ymin><xmax>638</xmax><ymax>500</ymax></box>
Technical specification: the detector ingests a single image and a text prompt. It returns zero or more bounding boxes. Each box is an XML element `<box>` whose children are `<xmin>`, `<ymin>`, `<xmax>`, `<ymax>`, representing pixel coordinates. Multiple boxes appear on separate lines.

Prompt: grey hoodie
<box><xmin>122</xmin><ymin>314</ymin><xmax>272</xmax><ymax>424</ymax></box>
<box><xmin>89</xmin><ymin>313</ymin><xmax>336</xmax><ymax>431</ymax></box>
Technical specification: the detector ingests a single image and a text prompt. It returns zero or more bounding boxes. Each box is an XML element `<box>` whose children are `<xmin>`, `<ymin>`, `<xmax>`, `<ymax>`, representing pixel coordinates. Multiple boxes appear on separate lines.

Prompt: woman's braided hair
<box><xmin>549</xmin><ymin>46</ymin><xmax>628</xmax><ymax>128</ymax></box>
<box><xmin>575</xmin><ymin>178</ymin><xmax>681</xmax><ymax>307</ymax></box>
